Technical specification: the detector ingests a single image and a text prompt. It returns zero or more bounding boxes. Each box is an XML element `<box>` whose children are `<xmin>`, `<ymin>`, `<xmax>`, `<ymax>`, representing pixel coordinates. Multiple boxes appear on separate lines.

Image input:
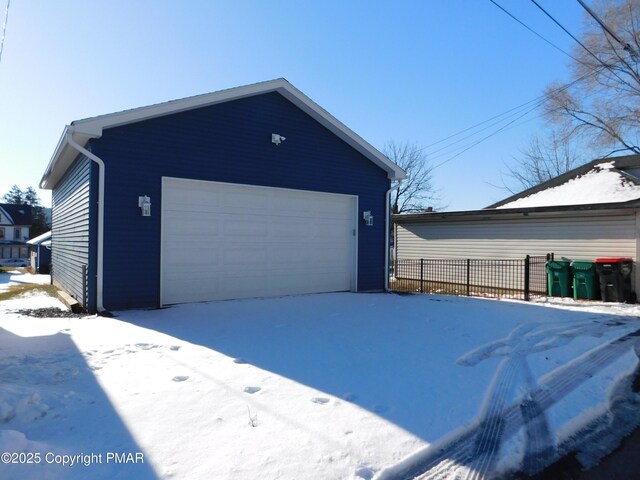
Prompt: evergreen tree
<box><xmin>1</xmin><ymin>185</ymin><xmax>50</xmax><ymax>238</ymax></box>
<box><xmin>2</xmin><ymin>184</ymin><xmax>24</xmax><ymax>204</ymax></box>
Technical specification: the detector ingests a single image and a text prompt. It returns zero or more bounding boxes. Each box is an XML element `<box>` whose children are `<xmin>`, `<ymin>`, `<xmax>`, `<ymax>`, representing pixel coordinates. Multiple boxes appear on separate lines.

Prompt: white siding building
<box><xmin>394</xmin><ymin>154</ymin><xmax>640</xmax><ymax>293</ymax></box>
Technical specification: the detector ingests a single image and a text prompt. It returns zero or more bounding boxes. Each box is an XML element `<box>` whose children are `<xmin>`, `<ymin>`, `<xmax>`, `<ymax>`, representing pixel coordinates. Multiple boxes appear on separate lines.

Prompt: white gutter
<box><xmin>384</xmin><ymin>182</ymin><xmax>401</xmax><ymax>292</ymax></box>
<box><xmin>65</xmin><ymin>127</ymin><xmax>106</xmax><ymax>312</ymax></box>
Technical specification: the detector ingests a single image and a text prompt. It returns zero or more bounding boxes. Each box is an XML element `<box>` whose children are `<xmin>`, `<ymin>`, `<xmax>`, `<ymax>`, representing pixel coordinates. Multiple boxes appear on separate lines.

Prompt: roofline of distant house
<box><xmin>486</xmin><ymin>153</ymin><xmax>640</xmax><ymax>209</ymax></box>
<box><xmin>393</xmin><ymin>199</ymin><xmax>640</xmax><ymax>224</ymax></box>
<box><xmin>40</xmin><ymin>78</ymin><xmax>406</xmax><ymax>189</ymax></box>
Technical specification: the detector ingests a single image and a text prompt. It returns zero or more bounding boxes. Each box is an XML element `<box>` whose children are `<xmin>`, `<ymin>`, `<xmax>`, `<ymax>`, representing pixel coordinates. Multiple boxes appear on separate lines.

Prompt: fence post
<box><xmin>524</xmin><ymin>255</ymin><xmax>530</xmax><ymax>301</ymax></box>
<box><xmin>466</xmin><ymin>259</ymin><xmax>470</xmax><ymax>297</ymax></box>
<box><xmin>420</xmin><ymin>258</ymin><xmax>424</xmax><ymax>293</ymax></box>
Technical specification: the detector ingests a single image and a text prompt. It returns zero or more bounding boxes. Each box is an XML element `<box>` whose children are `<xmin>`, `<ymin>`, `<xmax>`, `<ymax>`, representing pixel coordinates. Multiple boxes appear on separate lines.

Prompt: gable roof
<box><xmin>40</xmin><ymin>78</ymin><xmax>406</xmax><ymax>189</ymax></box>
<box><xmin>0</xmin><ymin>204</ymin><xmax>33</xmax><ymax>225</ymax></box>
<box><xmin>488</xmin><ymin>153</ymin><xmax>640</xmax><ymax>209</ymax></box>
<box><xmin>393</xmin><ymin>153</ymin><xmax>640</xmax><ymax>225</ymax></box>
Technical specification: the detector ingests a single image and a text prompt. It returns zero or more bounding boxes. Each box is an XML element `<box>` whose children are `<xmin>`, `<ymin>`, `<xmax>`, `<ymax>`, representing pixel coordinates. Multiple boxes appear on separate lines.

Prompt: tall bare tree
<box><xmin>545</xmin><ymin>0</ymin><xmax>640</xmax><ymax>155</ymax></box>
<box><xmin>504</xmin><ymin>130</ymin><xmax>585</xmax><ymax>193</ymax></box>
<box><xmin>383</xmin><ymin>140</ymin><xmax>442</xmax><ymax>213</ymax></box>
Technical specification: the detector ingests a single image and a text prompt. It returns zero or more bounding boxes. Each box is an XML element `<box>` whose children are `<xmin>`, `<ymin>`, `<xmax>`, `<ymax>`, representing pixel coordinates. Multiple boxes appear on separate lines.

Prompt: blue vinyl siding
<box><xmin>51</xmin><ymin>156</ymin><xmax>97</xmax><ymax>311</ymax></box>
<box><xmin>91</xmin><ymin>92</ymin><xmax>389</xmax><ymax>310</ymax></box>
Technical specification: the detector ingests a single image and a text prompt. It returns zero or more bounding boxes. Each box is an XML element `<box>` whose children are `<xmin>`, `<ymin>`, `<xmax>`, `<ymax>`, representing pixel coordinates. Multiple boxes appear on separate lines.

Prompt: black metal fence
<box><xmin>390</xmin><ymin>254</ymin><xmax>550</xmax><ymax>301</ymax></box>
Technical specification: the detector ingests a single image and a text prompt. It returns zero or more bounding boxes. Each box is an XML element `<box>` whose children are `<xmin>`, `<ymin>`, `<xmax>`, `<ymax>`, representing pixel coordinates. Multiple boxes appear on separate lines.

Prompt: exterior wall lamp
<box><xmin>363</xmin><ymin>211</ymin><xmax>373</xmax><ymax>226</ymax></box>
<box><xmin>272</xmin><ymin>133</ymin><xmax>286</xmax><ymax>145</ymax></box>
<box><xmin>138</xmin><ymin>196</ymin><xmax>151</xmax><ymax>217</ymax></box>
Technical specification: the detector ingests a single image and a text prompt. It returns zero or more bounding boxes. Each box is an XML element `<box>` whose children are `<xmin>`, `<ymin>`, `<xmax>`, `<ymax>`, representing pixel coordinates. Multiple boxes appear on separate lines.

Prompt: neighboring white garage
<box><xmin>161</xmin><ymin>177</ymin><xmax>357</xmax><ymax>305</ymax></box>
<box><xmin>393</xmin><ymin>155</ymin><xmax>640</xmax><ymax>294</ymax></box>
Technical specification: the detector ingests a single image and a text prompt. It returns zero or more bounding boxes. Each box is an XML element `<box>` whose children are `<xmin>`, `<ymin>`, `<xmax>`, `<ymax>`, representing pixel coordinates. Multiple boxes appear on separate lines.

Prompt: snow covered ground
<box><xmin>0</xmin><ymin>270</ymin><xmax>50</xmax><ymax>292</ymax></box>
<box><xmin>1</xmin><ymin>275</ymin><xmax>639</xmax><ymax>479</ymax></box>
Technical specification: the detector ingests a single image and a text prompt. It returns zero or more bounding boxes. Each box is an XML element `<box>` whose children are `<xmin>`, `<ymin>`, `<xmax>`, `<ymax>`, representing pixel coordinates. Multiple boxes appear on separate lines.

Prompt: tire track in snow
<box><xmin>381</xmin><ymin>329</ymin><xmax>639</xmax><ymax>480</ymax></box>
<box><xmin>463</xmin><ymin>356</ymin><xmax>521</xmax><ymax>480</ymax></box>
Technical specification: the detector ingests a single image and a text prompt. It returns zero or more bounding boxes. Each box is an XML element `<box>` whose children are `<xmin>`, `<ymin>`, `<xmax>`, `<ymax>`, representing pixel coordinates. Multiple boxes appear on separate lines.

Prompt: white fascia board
<box><xmin>275</xmin><ymin>84</ymin><xmax>406</xmax><ymax>181</ymax></box>
<box><xmin>41</xmin><ymin>78</ymin><xmax>406</xmax><ymax>188</ymax></box>
<box><xmin>27</xmin><ymin>230</ymin><xmax>52</xmax><ymax>245</ymax></box>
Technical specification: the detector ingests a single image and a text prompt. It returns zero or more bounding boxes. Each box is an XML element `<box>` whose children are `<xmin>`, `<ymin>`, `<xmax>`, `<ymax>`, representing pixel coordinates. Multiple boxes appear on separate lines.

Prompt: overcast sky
<box><xmin>0</xmin><ymin>0</ymin><xmax>587</xmax><ymax>210</ymax></box>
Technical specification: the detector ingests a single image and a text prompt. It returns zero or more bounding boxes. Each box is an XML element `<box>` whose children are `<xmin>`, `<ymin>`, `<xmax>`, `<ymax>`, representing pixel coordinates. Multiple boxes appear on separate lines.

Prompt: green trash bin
<box><xmin>546</xmin><ymin>260</ymin><xmax>572</xmax><ymax>297</ymax></box>
<box><xmin>570</xmin><ymin>261</ymin><xmax>597</xmax><ymax>300</ymax></box>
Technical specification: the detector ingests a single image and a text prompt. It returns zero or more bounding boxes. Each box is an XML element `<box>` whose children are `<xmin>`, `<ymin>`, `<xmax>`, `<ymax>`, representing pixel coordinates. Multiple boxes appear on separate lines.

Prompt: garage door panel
<box><xmin>161</xmin><ymin>178</ymin><xmax>356</xmax><ymax>304</ymax></box>
<box><xmin>223</xmin><ymin>218</ymin><xmax>269</xmax><ymax>237</ymax></box>
<box><xmin>222</xmin><ymin>247</ymin><xmax>269</xmax><ymax>266</ymax></box>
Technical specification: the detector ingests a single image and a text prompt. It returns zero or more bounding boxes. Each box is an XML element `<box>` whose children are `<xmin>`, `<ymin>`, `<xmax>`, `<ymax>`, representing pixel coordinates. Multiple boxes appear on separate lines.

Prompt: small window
<box><xmin>15</xmin><ymin>228</ymin><xmax>21</xmax><ymax>241</ymax></box>
<box><xmin>0</xmin><ymin>228</ymin><xmax>4</xmax><ymax>240</ymax></box>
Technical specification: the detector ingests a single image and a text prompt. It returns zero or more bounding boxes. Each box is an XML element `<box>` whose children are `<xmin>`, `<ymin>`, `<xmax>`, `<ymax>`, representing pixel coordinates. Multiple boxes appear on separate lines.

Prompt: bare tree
<box><xmin>383</xmin><ymin>140</ymin><xmax>442</xmax><ymax>213</ymax></box>
<box><xmin>503</xmin><ymin>131</ymin><xmax>585</xmax><ymax>193</ymax></box>
<box><xmin>544</xmin><ymin>0</ymin><xmax>640</xmax><ymax>155</ymax></box>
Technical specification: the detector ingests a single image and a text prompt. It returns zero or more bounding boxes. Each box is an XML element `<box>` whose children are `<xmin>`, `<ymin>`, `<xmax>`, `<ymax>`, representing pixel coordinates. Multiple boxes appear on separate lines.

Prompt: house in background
<box><xmin>394</xmin><ymin>154</ymin><xmax>640</xmax><ymax>294</ymax></box>
<box><xmin>27</xmin><ymin>230</ymin><xmax>52</xmax><ymax>274</ymax></box>
<box><xmin>40</xmin><ymin>79</ymin><xmax>405</xmax><ymax>313</ymax></box>
<box><xmin>0</xmin><ymin>204</ymin><xmax>32</xmax><ymax>260</ymax></box>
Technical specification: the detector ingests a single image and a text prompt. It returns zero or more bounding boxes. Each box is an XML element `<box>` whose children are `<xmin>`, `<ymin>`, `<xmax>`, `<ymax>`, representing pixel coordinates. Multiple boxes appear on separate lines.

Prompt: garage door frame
<box><xmin>160</xmin><ymin>176</ymin><xmax>359</xmax><ymax>305</ymax></box>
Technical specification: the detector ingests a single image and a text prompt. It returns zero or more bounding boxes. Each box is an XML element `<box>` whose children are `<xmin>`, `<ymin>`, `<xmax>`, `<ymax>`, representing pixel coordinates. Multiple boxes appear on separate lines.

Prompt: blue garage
<box><xmin>40</xmin><ymin>79</ymin><xmax>405</xmax><ymax>313</ymax></box>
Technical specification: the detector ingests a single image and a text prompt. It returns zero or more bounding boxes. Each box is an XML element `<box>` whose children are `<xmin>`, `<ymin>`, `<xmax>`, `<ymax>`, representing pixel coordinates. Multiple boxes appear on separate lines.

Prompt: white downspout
<box><xmin>65</xmin><ymin>128</ymin><xmax>106</xmax><ymax>313</ymax></box>
<box><xmin>385</xmin><ymin>181</ymin><xmax>401</xmax><ymax>292</ymax></box>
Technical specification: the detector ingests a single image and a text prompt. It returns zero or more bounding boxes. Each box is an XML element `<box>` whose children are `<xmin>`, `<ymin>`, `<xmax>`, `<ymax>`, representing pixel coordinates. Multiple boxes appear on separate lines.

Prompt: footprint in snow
<box><xmin>135</xmin><ymin>343</ymin><xmax>158</xmax><ymax>350</ymax></box>
<box><xmin>172</xmin><ymin>376</ymin><xmax>189</xmax><ymax>382</ymax></box>
<box><xmin>233</xmin><ymin>358</ymin><xmax>248</xmax><ymax>364</ymax></box>
<box><xmin>243</xmin><ymin>386</ymin><xmax>261</xmax><ymax>394</ymax></box>
<box><xmin>343</xmin><ymin>392</ymin><xmax>358</xmax><ymax>402</ymax></box>
<box><xmin>169</xmin><ymin>345</ymin><xmax>181</xmax><ymax>351</ymax></box>
<box><xmin>311</xmin><ymin>397</ymin><xmax>330</xmax><ymax>405</ymax></box>
<box><xmin>355</xmin><ymin>466</ymin><xmax>375</xmax><ymax>480</ymax></box>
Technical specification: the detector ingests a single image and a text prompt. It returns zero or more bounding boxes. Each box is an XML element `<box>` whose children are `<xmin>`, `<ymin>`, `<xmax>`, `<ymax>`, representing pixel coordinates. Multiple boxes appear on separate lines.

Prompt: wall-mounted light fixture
<box><xmin>363</xmin><ymin>211</ymin><xmax>373</xmax><ymax>226</ymax></box>
<box><xmin>138</xmin><ymin>196</ymin><xmax>151</xmax><ymax>217</ymax></box>
<box><xmin>272</xmin><ymin>133</ymin><xmax>286</xmax><ymax>146</ymax></box>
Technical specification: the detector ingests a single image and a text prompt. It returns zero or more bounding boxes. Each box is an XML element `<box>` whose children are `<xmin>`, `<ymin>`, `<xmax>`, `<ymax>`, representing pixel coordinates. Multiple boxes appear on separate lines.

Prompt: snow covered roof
<box><xmin>40</xmin><ymin>79</ymin><xmax>406</xmax><ymax>189</ymax></box>
<box><xmin>490</xmin><ymin>154</ymin><xmax>640</xmax><ymax>210</ymax></box>
<box><xmin>393</xmin><ymin>154</ymin><xmax>640</xmax><ymax>225</ymax></box>
<box><xmin>496</xmin><ymin>161</ymin><xmax>640</xmax><ymax>209</ymax></box>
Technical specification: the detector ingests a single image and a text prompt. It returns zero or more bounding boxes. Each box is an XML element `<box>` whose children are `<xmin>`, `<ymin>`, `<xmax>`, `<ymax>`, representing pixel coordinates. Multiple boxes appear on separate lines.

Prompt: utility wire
<box><xmin>389</xmin><ymin>1</ymin><xmax>612</xmax><ymax>170</ymax></box>
<box><xmin>576</xmin><ymin>0</ymin><xmax>638</xmax><ymax>58</ymax></box>
<box><xmin>0</xmin><ymin>0</ymin><xmax>9</xmax><ymax>67</ymax></box>
<box><xmin>529</xmin><ymin>0</ymin><xmax>612</xmax><ymax>69</ymax></box>
<box><xmin>431</xmin><ymin>103</ymin><xmax>542</xmax><ymax>170</ymax></box>
<box><xmin>488</xmin><ymin>0</ymin><xmax>581</xmax><ymax>63</ymax></box>
<box><xmin>420</xmin><ymin>68</ymin><xmax>597</xmax><ymax>162</ymax></box>
<box><xmin>417</xmin><ymin>1</ymin><xmax>618</xmax><ymax>168</ymax></box>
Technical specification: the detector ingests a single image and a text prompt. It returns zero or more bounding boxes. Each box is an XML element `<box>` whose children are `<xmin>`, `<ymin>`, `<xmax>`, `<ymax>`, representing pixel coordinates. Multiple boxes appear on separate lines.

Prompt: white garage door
<box><xmin>161</xmin><ymin>177</ymin><xmax>357</xmax><ymax>305</ymax></box>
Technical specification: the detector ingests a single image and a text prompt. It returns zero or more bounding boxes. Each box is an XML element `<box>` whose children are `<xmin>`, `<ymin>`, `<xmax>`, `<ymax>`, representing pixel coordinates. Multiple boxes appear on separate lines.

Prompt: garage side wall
<box><xmin>92</xmin><ymin>92</ymin><xmax>389</xmax><ymax>310</ymax></box>
<box><xmin>396</xmin><ymin>213</ymin><xmax>638</xmax><ymax>290</ymax></box>
<box><xmin>396</xmin><ymin>214</ymin><xmax>636</xmax><ymax>260</ymax></box>
<box><xmin>51</xmin><ymin>156</ymin><xmax>97</xmax><ymax>311</ymax></box>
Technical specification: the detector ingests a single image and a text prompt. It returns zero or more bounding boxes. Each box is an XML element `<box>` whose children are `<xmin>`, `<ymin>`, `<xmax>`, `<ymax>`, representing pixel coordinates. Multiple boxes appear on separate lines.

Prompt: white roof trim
<box><xmin>27</xmin><ymin>230</ymin><xmax>52</xmax><ymax>245</ymax></box>
<box><xmin>40</xmin><ymin>78</ymin><xmax>405</xmax><ymax>188</ymax></box>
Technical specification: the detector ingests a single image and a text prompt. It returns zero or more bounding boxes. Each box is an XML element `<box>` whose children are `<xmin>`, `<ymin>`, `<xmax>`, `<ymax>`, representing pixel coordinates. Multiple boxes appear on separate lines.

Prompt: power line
<box><xmin>488</xmin><ymin>0</ymin><xmax>581</xmax><ymax>63</ymax></box>
<box><xmin>0</xmin><ymin>0</ymin><xmax>9</xmax><ymax>67</ymax></box>
<box><xmin>529</xmin><ymin>0</ymin><xmax>612</xmax><ymax>70</ymax></box>
<box><xmin>418</xmin><ymin>68</ymin><xmax>596</xmax><ymax>163</ymax></box>
<box><xmin>576</xmin><ymin>0</ymin><xmax>639</xmax><ymax>58</ymax></box>
<box><xmin>416</xmin><ymin>1</ymin><xmax>624</xmax><ymax>169</ymax></box>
